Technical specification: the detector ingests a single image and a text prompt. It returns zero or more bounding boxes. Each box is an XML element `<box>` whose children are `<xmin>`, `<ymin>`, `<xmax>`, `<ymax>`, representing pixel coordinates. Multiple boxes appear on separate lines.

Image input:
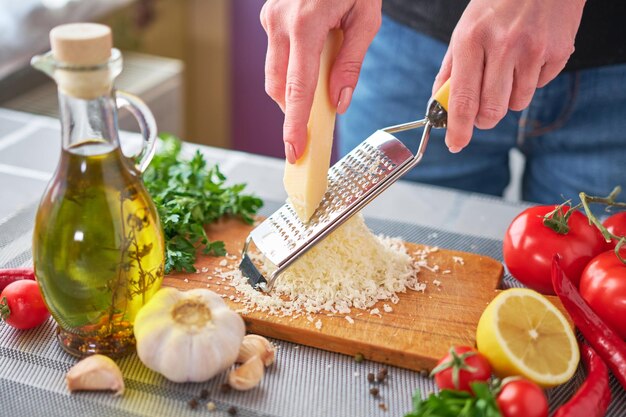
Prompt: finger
<box><xmin>537</xmin><ymin>59</ymin><xmax>568</xmax><ymax>88</ymax></box>
<box><xmin>259</xmin><ymin>2</ymin><xmax>268</xmax><ymax>30</ymax></box>
<box><xmin>432</xmin><ymin>48</ymin><xmax>452</xmax><ymax>96</ymax></box>
<box><xmin>509</xmin><ymin>62</ymin><xmax>541</xmax><ymax>111</ymax></box>
<box><xmin>264</xmin><ymin>32</ymin><xmax>289</xmax><ymax>111</ymax></box>
<box><xmin>329</xmin><ymin>15</ymin><xmax>381</xmax><ymax>114</ymax></box>
<box><xmin>474</xmin><ymin>51</ymin><xmax>514</xmax><ymax>129</ymax></box>
<box><xmin>445</xmin><ymin>39</ymin><xmax>484</xmax><ymax>152</ymax></box>
<box><xmin>537</xmin><ymin>45</ymin><xmax>573</xmax><ymax>87</ymax></box>
<box><xmin>283</xmin><ymin>34</ymin><xmax>325</xmax><ymax>162</ymax></box>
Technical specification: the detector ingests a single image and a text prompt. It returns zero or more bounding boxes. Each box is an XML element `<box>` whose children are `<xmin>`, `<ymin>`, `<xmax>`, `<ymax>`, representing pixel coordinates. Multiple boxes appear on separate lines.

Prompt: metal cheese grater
<box><xmin>240</xmin><ymin>81</ymin><xmax>450</xmax><ymax>291</ymax></box>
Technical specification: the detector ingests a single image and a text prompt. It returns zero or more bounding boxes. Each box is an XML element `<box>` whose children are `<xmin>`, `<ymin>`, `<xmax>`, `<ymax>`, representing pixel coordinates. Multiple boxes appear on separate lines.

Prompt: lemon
<box><xmin>476</xmin><ymin>288</ymin><xmax>579</xmax><ymax>387</ymax></box>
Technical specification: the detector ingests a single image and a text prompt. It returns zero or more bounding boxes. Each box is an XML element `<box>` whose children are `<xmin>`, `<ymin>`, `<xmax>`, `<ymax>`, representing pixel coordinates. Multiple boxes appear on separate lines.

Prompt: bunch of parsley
<box><xmin>143</xmin><ymin>133</ymin><xmax>263</xmax><ymax>273</ymax></box>
<box><xmin>405</xmin><ymin>383</ymin><xmax>501</xmax><ymax>417</ymax></box>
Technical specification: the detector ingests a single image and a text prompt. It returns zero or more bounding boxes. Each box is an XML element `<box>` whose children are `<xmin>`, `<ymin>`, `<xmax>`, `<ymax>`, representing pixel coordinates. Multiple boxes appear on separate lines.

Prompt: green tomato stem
<box><xmin>430</xmin><ymin>348</ymin><xmax>478</xmax><ymax>390</ymax></box>
<box><xmin>578</xmin><ymin>186</ymin><xmax>626</xmax><ymax>266</ymax></box>
<box><xmin>0</xmin><ymin>297</ymin><xmax>11</xmax><ymax>321</ymax></box>
<box><xmin>542</xmin><ymin>202</ymin><xmax>572</xmax><ymax>235</ymax></box>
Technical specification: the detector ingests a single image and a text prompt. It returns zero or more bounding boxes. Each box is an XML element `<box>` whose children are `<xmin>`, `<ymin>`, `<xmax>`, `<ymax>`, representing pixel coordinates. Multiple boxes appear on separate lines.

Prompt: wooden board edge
<box><xmin>242</xmin><ymin>315</ymin><xmax>436</xmax><ymax>372</ymax></box>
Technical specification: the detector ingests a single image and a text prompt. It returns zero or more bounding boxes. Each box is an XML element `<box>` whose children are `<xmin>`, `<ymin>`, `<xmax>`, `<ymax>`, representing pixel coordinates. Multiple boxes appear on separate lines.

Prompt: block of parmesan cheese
<box><xmin>283</xmin><ymin>30</ymin><xmax>343</xmax><ymax>223</ymax></box>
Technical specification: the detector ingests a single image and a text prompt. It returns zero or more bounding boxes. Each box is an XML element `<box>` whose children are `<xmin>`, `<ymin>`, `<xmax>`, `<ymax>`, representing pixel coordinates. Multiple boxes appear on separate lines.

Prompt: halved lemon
<box><xmin>476</xmin><ymin>288</ymin><xmax>579</xmax><ymax>387</ymax></box>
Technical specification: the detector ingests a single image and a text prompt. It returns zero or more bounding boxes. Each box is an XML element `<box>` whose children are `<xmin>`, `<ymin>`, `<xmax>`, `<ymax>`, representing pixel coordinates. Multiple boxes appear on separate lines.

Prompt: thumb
<box><xmin>329</xmin><ymin>23</ymin><xmax>379</xmax><ymax>115</ymax></box>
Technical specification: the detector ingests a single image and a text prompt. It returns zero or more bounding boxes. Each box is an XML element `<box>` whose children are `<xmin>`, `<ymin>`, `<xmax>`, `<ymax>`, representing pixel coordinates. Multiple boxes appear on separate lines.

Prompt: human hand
<box><xmin>260</xmin><ymin>0</ymin><xmax>382</xmax><ymax>163</ymax></box>
<box><xmin>432</xmin><ymin>0</ymin><xmax>586</xmax><ymax>152</ymax></box>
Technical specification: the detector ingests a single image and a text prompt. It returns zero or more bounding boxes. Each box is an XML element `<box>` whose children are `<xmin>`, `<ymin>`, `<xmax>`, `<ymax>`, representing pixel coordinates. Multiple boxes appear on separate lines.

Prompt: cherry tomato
<box><xmin>496</xmin><ymin>379</ymin><xmax>548</xmax><ymax>417</ymax></box>
<box><xmin>0</xmin><ymin>280</ymin><xmax>50</xmax><ymax>330</ymax></box>
<box><xmin>431</xmin><ymin>346</ymin><xmax>492</xmax><ymax>393</ymax></box>
<box><xmin>580</xmin><ymin>249</ymin><xmax>626</xmax><ymax>339</ymax></box>
<box><xmin>503</xmin><ymin>205</ymin><xmax>606</xmax><ymax>294</ymax></box>
<box><xmin>603</xmin><ymin>212</ymin><xmax>626</xmax><ymax>249</ymax></box>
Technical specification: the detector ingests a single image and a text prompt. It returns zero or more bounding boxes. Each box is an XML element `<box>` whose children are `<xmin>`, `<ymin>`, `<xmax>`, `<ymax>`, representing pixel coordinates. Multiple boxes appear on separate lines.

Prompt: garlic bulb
<box><xmin>134</xmin><ymin>288</ymin><xmax>245</xmax><ymax>382</ymax></box>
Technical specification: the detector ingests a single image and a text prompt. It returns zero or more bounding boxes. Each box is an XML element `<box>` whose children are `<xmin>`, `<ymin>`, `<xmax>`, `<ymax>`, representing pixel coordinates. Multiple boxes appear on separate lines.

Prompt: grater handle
<box><xmin>382</xmin><ymin>79</ymin><xmax>449</xmax><ymax>165</ymax></box>
<box><xmin>383</xmin><ymin>79</ymin><xmax>450</xmax><ymax>135</ymax></box>
<box><xmin>432</xmin><ymin>79</ymin><xmax>450</xmax><ymax>111</ymax></box>
<box><xmin>383</xmin><ymin>118</ymin><xmax>427</xmax><ymax>134</ymax></box>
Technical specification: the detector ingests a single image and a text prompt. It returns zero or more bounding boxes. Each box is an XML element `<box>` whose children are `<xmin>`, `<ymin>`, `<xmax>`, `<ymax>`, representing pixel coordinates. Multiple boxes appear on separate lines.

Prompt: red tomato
<box><xmin>0</xmin><ymin>280</ymin><xmax>50</xmax><ymax>330</ymax></box>
<box><xmin>603</xmin><ymin>212</ymin><xmax>626</xmax><ymax>249</ymax></box>
<box><xmin>431</xmin><ymin>346</ymin><xmax>492</xmax><ymax>393</ymax></box>
<box><xmin>503</xmin><ymin>205</ymin><xmax>606</xmax><ymax>294</ymax></box>
<box><xmin>580</xmin><ymin>249</ymin><xmax>626</xmax><ymax>339</ymax></box>
<box><xmin>497</xmin><ymin>379</ymin><xmax>548</xmax><ymax>417</ymax></box>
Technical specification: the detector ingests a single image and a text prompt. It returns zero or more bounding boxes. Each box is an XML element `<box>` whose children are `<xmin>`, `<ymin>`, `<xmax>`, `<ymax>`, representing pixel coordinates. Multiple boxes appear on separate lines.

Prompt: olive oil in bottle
<box><xmin>31</xmin><ymin>23</ymin><xmax>164</xmax><ymax>357</ymax></box>
<box><xmin>34</xmin><ymin>141</ymin><xmax>164</xmax><ymax>356</ymax></box>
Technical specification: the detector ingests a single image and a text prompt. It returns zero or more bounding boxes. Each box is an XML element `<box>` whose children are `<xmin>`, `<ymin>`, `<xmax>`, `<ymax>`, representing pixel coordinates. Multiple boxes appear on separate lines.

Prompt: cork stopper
<box><xmin>50</xmin><ymin>23</ymin><xmax>112</xmax><ymax>66</ymax></box>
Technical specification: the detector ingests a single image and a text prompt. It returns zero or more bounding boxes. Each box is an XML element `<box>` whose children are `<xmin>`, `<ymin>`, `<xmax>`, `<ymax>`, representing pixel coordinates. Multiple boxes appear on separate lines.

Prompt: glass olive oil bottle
<box><xmin>31</xmin><ymin>23</ymin><xmax>164</xmax><ymax>357</ymax></box>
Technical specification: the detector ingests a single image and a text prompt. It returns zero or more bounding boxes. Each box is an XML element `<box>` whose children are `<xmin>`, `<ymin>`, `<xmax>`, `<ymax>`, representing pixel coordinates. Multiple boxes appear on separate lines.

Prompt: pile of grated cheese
<box><xmin>222</xmin><ymin>214</ymin><xmax>423</xmax><ymax>318</ymax></box>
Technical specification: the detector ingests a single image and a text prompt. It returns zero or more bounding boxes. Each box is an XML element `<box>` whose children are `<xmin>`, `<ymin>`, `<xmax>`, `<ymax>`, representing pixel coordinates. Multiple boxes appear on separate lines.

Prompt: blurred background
<box><xmin>0</xmin><ymin>0</ymin><xmax>285</xmax><ymax>158</ymax></box>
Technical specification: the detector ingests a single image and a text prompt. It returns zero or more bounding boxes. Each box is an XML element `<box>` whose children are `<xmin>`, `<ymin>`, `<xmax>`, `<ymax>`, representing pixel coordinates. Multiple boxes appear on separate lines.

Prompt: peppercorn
<box><xmin>367</xmin><ymin>372</ymin><xmax>375</xmax><ymax>383</ymax></box>
<box><xmin>370</xmin><ymin>387</ymin><xmax>379</xmax><ymax>397</ymax></box>
<box><xmin>219</xmin><ymin>383</ymin><xmax>231</xmax><ymax>394</ymax></box>
<box><xmin>379</xmin><ymin>402</ymin><xmax>388</xmax><ymax>411</ymax></box>
<box><xmin>377</xmin><ymin>367</ymin><xmax>388</xmax><ymax>382</ymax></box>
<box><xmin>188</xmin><ymin>398</ymin><xmax>199</xmax><ymax>410</ymax></box>
<box><xmin>200</xmin><ymin>389</ymin><xmax>210</xmax><ymax>399</ymax></box>
<box><xmin>227</xmin><ymin>406</ymin><xmax>237</xmax><ymax>415</ymax></box>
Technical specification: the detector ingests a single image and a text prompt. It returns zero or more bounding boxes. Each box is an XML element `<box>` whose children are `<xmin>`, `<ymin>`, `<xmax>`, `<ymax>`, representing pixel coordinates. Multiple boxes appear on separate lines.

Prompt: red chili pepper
<box><xmin>553</xmin><ymin>343</ymin><xmax>611</xmax><ymax>417</ymax></box>
<box><xmin>0</xmin><ymin>268</ymin><xmax>35</xmax><ymax>292</ymax></box>
<box><xmin>552</xmin><ymin>254</ymin><xmax>626</xmax><ymax>390</ymax></box>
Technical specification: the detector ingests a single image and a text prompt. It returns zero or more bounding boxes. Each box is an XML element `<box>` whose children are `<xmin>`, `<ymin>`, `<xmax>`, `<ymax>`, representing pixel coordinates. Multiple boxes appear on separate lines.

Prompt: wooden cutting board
<box><xmin>164</xmin><ymin>218</ymin><xmax>515</xmax><ymax>372</ymax></box>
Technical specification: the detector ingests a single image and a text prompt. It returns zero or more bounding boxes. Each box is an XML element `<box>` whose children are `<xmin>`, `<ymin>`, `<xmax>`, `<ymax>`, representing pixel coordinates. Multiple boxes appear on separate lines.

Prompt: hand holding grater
<box><xmin>240</xmin><ymin>80</ymin><xmax>451</xmax><ymax>291</ymax></box>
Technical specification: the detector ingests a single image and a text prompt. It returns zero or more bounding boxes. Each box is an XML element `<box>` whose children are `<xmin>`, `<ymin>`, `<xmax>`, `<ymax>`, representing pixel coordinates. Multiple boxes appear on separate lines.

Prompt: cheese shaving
<box><xmin>223</xmin><ymin>214</ymin><xmax>423</xmax><ymax>318</ymax></box>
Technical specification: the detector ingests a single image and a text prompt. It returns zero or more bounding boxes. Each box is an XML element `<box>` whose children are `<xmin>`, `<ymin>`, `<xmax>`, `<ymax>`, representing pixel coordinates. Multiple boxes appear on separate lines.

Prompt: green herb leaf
<box><xmin>144</xmin><ymin>133</ymin><xmax>263</xmax><ymax>273</ymax></box>
<box><xmin>405</xmin><ymin>383</ymin><xmax>501</xmax><ymax>417</ymax></box>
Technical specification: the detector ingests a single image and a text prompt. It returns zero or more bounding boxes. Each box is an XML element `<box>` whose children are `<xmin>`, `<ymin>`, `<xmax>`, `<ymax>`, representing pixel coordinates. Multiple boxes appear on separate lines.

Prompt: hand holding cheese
<box><xmin>283</xmin><ymin>30</ymin><xmax>343</xmax><ymax>222</ymax></box>
<box><xmin>260</xmin><ymin>0</ymin><xmax>382</xmax><ymax>163</ymax></box>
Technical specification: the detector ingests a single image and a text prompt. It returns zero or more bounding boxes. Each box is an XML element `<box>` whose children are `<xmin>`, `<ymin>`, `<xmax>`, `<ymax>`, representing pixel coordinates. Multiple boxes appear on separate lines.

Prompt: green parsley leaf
<box><xmin>144</xmin><ymin>133</ymin><xmax>263</xmax><ymax>273</ymax></box>
<box><xmin>405</xmin><ymin>382</ymin><xmax>501</xmax><ymax>417</ymax></box>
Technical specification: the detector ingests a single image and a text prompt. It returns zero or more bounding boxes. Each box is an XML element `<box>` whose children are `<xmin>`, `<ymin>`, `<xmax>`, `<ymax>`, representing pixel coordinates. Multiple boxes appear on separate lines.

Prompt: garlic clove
<box><xmin>228</xmin><ymin>354</ymin><xmax>264</xmax><ymax>391</ymax></box>
<box><xmin>236</xmin><ymin>334</ymin><xmax>276</xmax><ymax>367</ymax></box>
<box><xmin>66</xmin><ymin>354</ymin><xmax>124</xmax><ymax>396</ymax></box>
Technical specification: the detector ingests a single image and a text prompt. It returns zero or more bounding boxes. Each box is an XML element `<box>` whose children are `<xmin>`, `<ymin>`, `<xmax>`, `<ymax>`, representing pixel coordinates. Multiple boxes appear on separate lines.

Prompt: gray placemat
<box><xmin>0</xmin><ymin>201</ymin><xmax>624</xmax><ymax>417</ymax></box>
